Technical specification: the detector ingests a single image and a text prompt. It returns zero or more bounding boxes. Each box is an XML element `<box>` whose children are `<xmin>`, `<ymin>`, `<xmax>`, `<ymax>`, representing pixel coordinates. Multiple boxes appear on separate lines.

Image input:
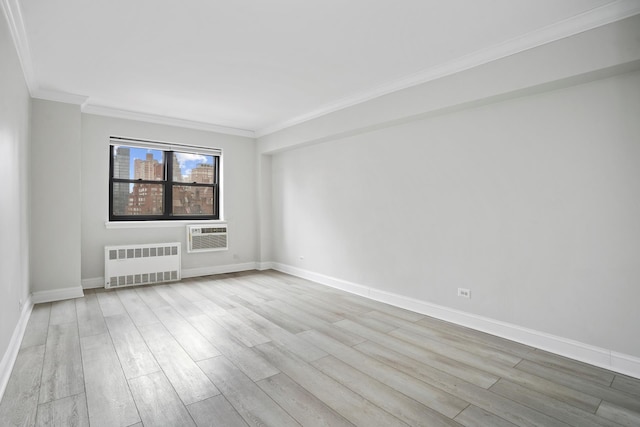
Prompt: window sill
<box><xmin>105</xmin><ymin>219</ymin><xmax>226</xmax><ymax>229</ymax></box>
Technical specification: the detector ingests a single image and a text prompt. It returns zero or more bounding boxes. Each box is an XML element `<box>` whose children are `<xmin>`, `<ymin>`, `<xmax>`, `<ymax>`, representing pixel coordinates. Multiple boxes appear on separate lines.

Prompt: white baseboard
<box><xmin>182</xmin><ymin>262</ymin><xmax>258</xmax><ymax>278</ymax></box>
<box><xmin>271</xmin><ymin>262</ymin><xmax>640</xmax><ymax>379</ymax></box>
<box><xmin>82</xmin><ymin>277</ymin><xmax>104</xmax><ymax>289</ymax></box>
<box><xmin>257</xmin><ymin>261</ymin><xmax>274</xmax><ymax>271</ymax></box>
<box><xmin>611</xmin><ymin>351</ymin><xmax>640</xmax><ymax>377</ymax></box>
<box><xmin>82</xmin><ymin>262</ymin><xmax>261</xmax><ymax>289</ymax></box>
<box><xmin>31</xmin><ymin>286</ymin><xmax>84</xmax><ymax>304</ymax></box>
<box><xmin>0</xmin><ymin>297</ymin><xmax>33</xmax><ymax>402</ymax></box>
<box><xmin>273</xmin><ymin>263</ymin><xmax>371</xmax><ymax>297</ymax></box>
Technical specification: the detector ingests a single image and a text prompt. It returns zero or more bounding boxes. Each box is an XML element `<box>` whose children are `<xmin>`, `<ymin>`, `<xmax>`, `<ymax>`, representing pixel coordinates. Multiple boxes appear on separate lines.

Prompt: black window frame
<box><xmin>109</xmin><ymin>140</ymin><xmax>220</xmax><ymax>221</ymax></box>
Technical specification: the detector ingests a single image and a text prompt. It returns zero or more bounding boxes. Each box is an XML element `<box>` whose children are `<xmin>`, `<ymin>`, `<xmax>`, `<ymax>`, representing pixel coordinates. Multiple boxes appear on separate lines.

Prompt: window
<box><xmin>109</xmin><ymin>137</ymin><xmax>221</xmax><ymax>221</ymax></box>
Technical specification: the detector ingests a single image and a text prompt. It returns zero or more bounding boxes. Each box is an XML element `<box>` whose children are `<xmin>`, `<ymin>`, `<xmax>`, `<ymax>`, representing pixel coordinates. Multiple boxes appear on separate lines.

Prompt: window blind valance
<box><xmin>109</xmin><ymin>136</ymin><xmax>222</xmax><ymax>157</ymax></box>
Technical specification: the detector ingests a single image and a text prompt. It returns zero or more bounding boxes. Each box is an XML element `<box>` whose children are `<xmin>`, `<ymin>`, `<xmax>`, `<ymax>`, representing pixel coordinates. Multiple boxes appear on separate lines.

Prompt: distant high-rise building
<box><xmin>134</xmin><ymin>153</ymin><xmax>163</xmax><ymax>180</ymax></box>
<box><xmin>128</xmin><ymin>152</ymin><xmax>164</xmax><ymax>215</ymax></box>
<box><xmin>112</xmin><ymin>147</ymin><xmax>130</xmax><ymax>215</ymax></box>
<box><xmin>172</xmin><ymin>163</ymin><xmax>215</xmax><ymax>215</ymax></box>
<box><xmin>114</xmin><ymin>147</ymin><xmax>130</xmax><ymax>179</ymax></box>
<box><xmin>189</xmin><ymin>163</ymin><xmax>214</xmax><ymax>183</ymax></box>
<box><xmin>173</xmin><ymin>153</ymin><xmax>183</xmax><ymax>182</ymax></box>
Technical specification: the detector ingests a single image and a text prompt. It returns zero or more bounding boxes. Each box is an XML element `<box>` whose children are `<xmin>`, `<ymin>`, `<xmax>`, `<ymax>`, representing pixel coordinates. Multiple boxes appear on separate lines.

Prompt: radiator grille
<box><xmin>107</xmin><ymin>244</ymin><xmax>179</xmax><ymax>261</ymax></box>
<box><xmin>105</xmin><ymin>243</ymin><xmax>181</xmax><ymax>289</ymax></box>
<box><xmin>192</xmin><ymin>234</ymin><xmax>227</xmax><ymax>251</ymax></box>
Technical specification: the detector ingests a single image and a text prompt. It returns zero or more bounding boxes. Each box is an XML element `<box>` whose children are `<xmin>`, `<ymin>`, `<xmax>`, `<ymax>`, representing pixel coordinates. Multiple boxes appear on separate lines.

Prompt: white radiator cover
<box><xmin>104</xmin><ymin>242</ymin><xmax>181</xmax><ymax>289</ymax></box>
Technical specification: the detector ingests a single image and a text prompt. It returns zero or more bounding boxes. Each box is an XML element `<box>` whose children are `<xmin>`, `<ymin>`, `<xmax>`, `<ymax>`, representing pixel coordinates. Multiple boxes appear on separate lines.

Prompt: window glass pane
<box><xmin>172</xmin><ymin>152</ymin><xmax>215</xmax><ymax>184</ymax></box>
<box><xmin>172</xmin><ymin>185</ymin><xmax>214</xmax><ymax>215</ymax></box>
<box><xmin>113</xmin><ymin>182</ymin><xmax>164</xmax><ymax>216</ymax></box>
<box><xmin>112</xmin><ymin>182</ymin><xmax>130</xmax><ymax>216</ymax></box>
<box><xmin>112</xmin><ymin>146</ymin><xmax>164</xmax><ymax>181</ymax></box>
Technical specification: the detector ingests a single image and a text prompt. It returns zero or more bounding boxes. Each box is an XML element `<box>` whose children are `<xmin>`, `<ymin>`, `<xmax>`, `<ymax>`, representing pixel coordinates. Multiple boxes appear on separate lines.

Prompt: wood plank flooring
<box><xmin>1</xmin><ymin>270</ymin><xmax>639</xmax><ymax>426</ymax></box>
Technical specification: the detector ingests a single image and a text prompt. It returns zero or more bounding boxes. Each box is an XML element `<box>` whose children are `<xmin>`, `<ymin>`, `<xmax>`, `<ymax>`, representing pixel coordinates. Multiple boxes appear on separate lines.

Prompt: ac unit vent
<box><xmin>187</xmin><ymin>224</ymin><xmax>228</xmax><ymax>253</ymax></box>
<box><xmin>104</xmin><ymin>242</ymin><xmax>181</xmax><ymax>289</ymax></box>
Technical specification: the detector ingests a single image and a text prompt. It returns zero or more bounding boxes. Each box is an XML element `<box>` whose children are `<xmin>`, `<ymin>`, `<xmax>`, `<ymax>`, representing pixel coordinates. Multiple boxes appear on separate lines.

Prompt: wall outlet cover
<box><xmin>458</xmin><ymin>288</ymin><xmax>471</xmax><ymax>298</ymax></box>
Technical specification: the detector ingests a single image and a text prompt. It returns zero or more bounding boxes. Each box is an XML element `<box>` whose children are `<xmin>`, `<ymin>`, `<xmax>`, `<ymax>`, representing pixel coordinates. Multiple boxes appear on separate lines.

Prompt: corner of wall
<box><xmin>0</xmin><ymin>297</ymin><xmax>33</xmax><ymax>402</ymax></box>
<box><xmin>272</xmin><ymin>263</ymin><xmax>640</xmax><ymax>379</ymax></box>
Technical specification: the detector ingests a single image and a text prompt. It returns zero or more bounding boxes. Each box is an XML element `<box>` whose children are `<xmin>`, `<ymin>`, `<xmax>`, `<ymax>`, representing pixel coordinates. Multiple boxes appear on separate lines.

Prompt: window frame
<box><xmin>108</xmin><ymin>137</ymin><xmax>221</xmax><ymax>222</ymax></box>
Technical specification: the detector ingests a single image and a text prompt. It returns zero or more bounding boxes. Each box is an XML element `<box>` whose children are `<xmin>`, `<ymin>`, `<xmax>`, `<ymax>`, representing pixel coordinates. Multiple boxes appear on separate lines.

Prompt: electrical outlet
<box><xmin>457</xmin><ymin>288</ymin><xmax>471</xmax><ymax>298</ymax></box>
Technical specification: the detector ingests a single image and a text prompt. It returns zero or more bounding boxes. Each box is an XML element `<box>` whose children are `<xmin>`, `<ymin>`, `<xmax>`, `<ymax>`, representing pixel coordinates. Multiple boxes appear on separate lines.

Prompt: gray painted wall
<box><xmin>0</xmin><ymin>12</ymin><xmax>31</xmax><ymax>370</ymax></box>
<box><xmin>259</xmin><ymin>16</ymin><xmax>640</xmax><ymax>363</ymax></box>
<box><xmin>80</xmin><ymin>114</ymin><xmax>258</xmax><ymax>281</ymax></box>
<box><xmin>30</xmin><ymin>100</ymin><xmax>82</xmax><ymax>294</ymax></box>
<box><xmin>269</xmin><ymin>70</ymin><xmax>640</xmax><ymax>358</ymax></box>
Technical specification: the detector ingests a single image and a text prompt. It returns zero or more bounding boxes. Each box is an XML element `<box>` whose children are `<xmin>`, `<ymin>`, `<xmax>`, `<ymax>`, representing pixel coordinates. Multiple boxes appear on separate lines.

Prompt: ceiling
<box><xmin>5</xmin><ymin>0</ymin><xmax>638</xmax><ymax>136</ymax></box>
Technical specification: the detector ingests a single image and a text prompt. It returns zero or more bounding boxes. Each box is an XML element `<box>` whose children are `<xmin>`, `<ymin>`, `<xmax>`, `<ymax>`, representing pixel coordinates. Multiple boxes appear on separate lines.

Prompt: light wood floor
<box><xmin>1</xmin><ymin>271</ymin><xmax>639</xmax><ymax>426</ymax></box>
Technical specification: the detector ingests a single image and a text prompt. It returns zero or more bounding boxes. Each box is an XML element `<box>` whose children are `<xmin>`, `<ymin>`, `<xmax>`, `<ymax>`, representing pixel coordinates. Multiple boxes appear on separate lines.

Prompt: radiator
<box><xmin>104</xmin><ymin>242</ymin><xmax>181</xmax><ymax>289</ymax></box>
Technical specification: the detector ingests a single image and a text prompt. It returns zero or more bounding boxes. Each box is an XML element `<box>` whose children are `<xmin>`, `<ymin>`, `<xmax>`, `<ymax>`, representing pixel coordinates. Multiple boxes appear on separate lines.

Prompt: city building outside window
<box><xmin>109</xmin><ymin>137</ymin><xmax>220</xmax><ymax>221</ymax></box>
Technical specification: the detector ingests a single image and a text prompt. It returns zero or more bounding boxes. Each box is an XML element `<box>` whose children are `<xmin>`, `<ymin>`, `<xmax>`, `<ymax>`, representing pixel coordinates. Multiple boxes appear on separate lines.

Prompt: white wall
<box><xmin>30</xmin><ymin>100</ymin><xmax>83</xmax><ymax>299</ymax></box>
<box><xmin>259</xmin><ymin>16</ymin><xmax>640</xmax><ymax>375</ymax></box>
<box><xmin>269</xmin><ymin>69</ymin><xmax>640</xmax><ymax>359</ymax></box>
<box><xmin>257</xmin><ymin>153</ymin><xmax>273</xmax><ymax>265</ymax></box>
<box><xmin>0</xmin><ymin>8</ymin><xmax>31</xmax><ymax>390</ymax></box>
<box><xmin>81</xmin><ymin>114</ymin><xmax>258</xmax><ymax>282</ymax></box>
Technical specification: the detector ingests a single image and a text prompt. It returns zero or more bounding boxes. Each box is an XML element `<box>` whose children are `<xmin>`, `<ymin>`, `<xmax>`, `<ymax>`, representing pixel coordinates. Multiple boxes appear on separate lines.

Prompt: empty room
<box><xmin>1</xmin><ymin>1</ymin><xmax>640</xmax><ymax>426</ymax></box>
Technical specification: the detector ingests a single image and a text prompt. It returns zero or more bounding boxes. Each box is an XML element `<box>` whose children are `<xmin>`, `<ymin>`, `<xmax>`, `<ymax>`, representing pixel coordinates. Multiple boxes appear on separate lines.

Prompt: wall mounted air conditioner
<box><xmin>187</xmin><ymin>224</ymin><xmax>228</xmax><ymax>253</ymax></box>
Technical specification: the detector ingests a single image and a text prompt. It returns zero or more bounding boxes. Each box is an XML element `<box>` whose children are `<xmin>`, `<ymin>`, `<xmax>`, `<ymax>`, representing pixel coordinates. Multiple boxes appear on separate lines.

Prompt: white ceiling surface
<box><xmin>11</xmin><ymin>0</ymin><xmax>638</xmax><ymax>136</ymax></box>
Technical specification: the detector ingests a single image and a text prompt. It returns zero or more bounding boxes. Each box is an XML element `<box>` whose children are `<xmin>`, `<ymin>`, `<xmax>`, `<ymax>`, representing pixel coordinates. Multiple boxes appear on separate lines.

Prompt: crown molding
<box><xmin>32</xmin><ymin>88</ymin><xmax>88</xmax><ymax>106</ymax></box>
<box><xmin>255</xmin><ymin>0</ymin><xmax>640</xmax><ymax>138</ymax></box>
<box><xmin>31</xmin><ymin>88</ymin><xmax>256</xmax><ymax>137</ymax></box>
<box><xmin>5</xmin><ymin>0</ymin><xmax>639</xmax><ymax>139</ymax></box>
<box><xmin>1</xmin><ymin>0</ymin><xmax>253</xmax><ymax>137</ymax></box>
<box><xmin>82</xmin><ymin>104</ymin><xmax>256</xmax><ymax>138</ymax></box>
<box><xmin>1</xmin><ymin>0</ymin><xmax>36</xmax><ymax>93</ymax></box>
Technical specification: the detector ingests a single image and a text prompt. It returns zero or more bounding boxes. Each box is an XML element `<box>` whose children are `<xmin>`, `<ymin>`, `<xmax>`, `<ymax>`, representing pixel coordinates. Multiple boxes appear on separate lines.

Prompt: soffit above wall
<box><xmin>3</xmin><ymin>0</ymin><xmax>639</xmax><ymax>137</ymax></box>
